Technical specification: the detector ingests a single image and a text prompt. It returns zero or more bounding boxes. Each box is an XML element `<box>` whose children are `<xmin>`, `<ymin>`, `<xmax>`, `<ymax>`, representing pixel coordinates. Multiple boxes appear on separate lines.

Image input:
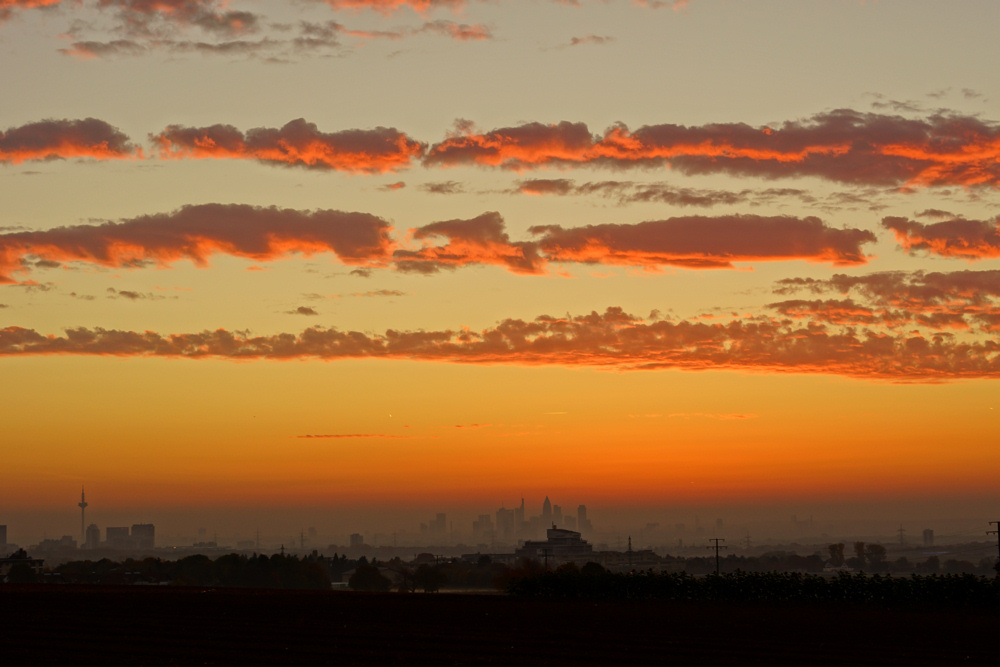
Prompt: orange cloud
<box><xmin>319</xmin><ymin>0</ymin><xmax>465</xmax><ymax>13</ymax></box>
<box><xmin>0</xmin><ymin>0</ymin><xmax>60</xmax><ymax>21</ymax></box>
<box><xmin>296</xmin><ymin>433</ymin><xmax>423</xmax><ymax>439</ymax></box>
<box><xmin>151</xmin><ymin>118</ymin><xmax>425</xmax><ymax>173</ymax></box>
<box><xmin>532</xmin><ymin>215</ymin><xmax>875</xmax><ymax>269</ymax></box>
<box><xmin>394</xmin><ymin>212</ymin><xmax>874</xmax><ymax>273</ymax></box>
<box><xmin>394</xmin><ymin>211</ymin><xmax>545</xmax><ymax>274</ymax></box>
<box><xmin>773</xmin><ymin>269</ymin><xmax>1000</xmax><ymax>333</ymax></box>
<box><xmin>0</xmin><ymin>203</ymin><xmax>394</xmax><ymax>283</ymax></box>
<box><xmin>0</xmin><ymin>208</ymin><xmax>879</xmax><ymax>282</ymax></box>
<box><xmin>0</xmin><ymin>118</ymin><xmax>140</xmax><ymax>164</ymax></box>
<box><xmin>3</xmin><ymin>306</ymin><xmax>998</xmax><ymax>380</ymax></box>
<box><xmin>883</xmin><ymin>215</ymin><xmax>1000</xmax><ymax>260</ymax></box>
<box><xmin>425</xmin><ymin>110</ymin><xmax>1000</xmax><ymax>187</ymax></box>
<box><xmin>96</xmin><ymin>0</ymin><xmax>259</xmax><ymax>36</ymax></box>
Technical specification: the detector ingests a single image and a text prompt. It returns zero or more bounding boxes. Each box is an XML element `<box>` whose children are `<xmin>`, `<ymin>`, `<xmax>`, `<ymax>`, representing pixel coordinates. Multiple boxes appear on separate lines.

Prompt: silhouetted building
<box><xmin>37</xmin><ymin>536</ymin><xmax>77</xmax><ymax>551</ymax></box>
<box><xmin>85</xmin><ymin>523</ymin><xmax>100</xmax><ymax>550</ymax></box>
<box><xmin>495</xmin><ymin>507</ymin><xmax>515</xmax><ymax>542</ymax></box>
<box><xmin>516</xmin><ymin>526</ymin><xmax>593</xmax><ymax>565</ymax></box>
<box><xmin>923</xmin><ymin>529</ymin><xmax>934</xmax><ymax>546</ymax></box>
<box><xmin>0</xmin><ymin>525</ymin><xmax>6</xmax><ymax>553</ymax></box>
<box><xmin>577</xmin><ymin>505</ymin><xmax>592</xmax><ymax>533</ymax></box>
<box><xmin>514</xmin><ymin>499</ymin><xmax>525</xmax><ymax>538</ymax></box>
<box><xmin>132</xmin><ymin>523</ymin><xmax>155</xmax><ymax>549</ymax></box>
<box><xmin>107</xmin><ymin>526</ymin><xmax>131</xmax><ymax>549</ymax></box>
<box><xmin>472</xmin><ymin>514</ymin><xmax>494</xmax><ymax>542</ymax></box>
<box><xmin>553</xmin><ymin>505</ymin><xmax>563</xmax><ymax>525</ymax></box>
<box><xmin>349</xmin><ymin>533</ymin><xmax>364</xmax><ymax>547</ymax></box>
<box><xmin>420</xmin><ymin>513</ymin><xmax>447</xmax><ymax>540</ymax></box>
<box><xmin>1</xmin><ymin>549</ymin><xmax>44</xmax><ymax>581</ymax></box>
<box><xmin>541</xmin><ymin>497</ymin><xmax>552</xmax><ymax>526</ymax></box>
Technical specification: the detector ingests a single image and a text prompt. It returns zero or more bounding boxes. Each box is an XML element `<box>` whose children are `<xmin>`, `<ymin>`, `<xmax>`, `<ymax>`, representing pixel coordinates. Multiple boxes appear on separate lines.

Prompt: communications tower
<box><xmin>78</xmin><ymin>487</ymin><xmax>88</xmax><ymax>544</ymax></box>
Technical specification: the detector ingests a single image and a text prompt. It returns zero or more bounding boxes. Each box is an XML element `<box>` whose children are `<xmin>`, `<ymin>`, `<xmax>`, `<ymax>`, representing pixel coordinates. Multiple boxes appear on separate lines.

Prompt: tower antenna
<box><xmin>77</xmin><ymin>487</ymin><xmax>88</xmax><ymax>544</ymax></box>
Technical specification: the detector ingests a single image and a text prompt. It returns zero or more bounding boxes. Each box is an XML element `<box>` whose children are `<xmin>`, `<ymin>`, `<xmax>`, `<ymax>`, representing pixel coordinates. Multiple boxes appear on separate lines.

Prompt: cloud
<box><xmin>60</xmin><ymin>40</ymin><xmax>149</xmax><ymax>58</ymax></box>
<box><xmin>425</xmin><ymin>110</ymin><xmax>1000</xmax><ymax>187</ymax></box>
<box><xmin>516</xmin><ymin>178</ymin><xmax>575</xmax><ymax>196</ymax></box>
<box><xmin>0</xmin><ymin>118</ymin><xmax>140</xmax><ymax>164</ymax></box>
<box><xmin>394</xmin><ymin>211</ymin><xmax>544</xmax><ymax>274</ymax></box>
<box><xmin>0</xmin><ymin>0</ymin><xmax>60</xmax><ymax>22</ymax></box>
<box><xmin>289</xmin><ymin>306</ymin><xmax>320</xmax><ymax>316</ymax></box>
<box><xmin>530</xmin><ymin>215</ymin><xmax>875</xmax><ymax>269</ymax></box>
<box><xmin>318</xmin><ymin>0</ymin><xmax>466</xmax><ymax>13</ymax></box>
<box><xmin>395</xmin><ymin>212</ymin><xmax>874</xmax><ymax>273</ymax></box>
<box><xmin>106</xmin><ymin>287</ymin><xmax>169</xmax><ymax>300</ymax></box>
<box><xmin>420</xmin><ymin>180</ymin><xmax>464</xmax><ymax>194</ymax></box>
<box><xmin>513</xmin><ymin>178</ymin><xmax>816</xmax><ymax>208</ymax></box>
<box><xmin>666</xmin><ymin>413</ymin><xmax>758</xmax><ymax>420</ymax></box>
<box><xmin>296</xmin><ymin>433</ymin><xmax>423</xmax><ymax>439</ymax></box>
<box><xmin>561</xmin><ymin>34</ymin><xmax>614</xmax><ymax>48</ymax></box>
<box><xmin>352</xmin><ymin>289</ymin><xmax>406</xmax><ymax>297</ymax></box>
<box><xmin>306</xmin><ymin>17</ymin><xmax>491</xmax><ymax>43</ymax></box>
<box><xmin>151</xmin><ymin>118</ymin><xmax>425</xmax><ymax>173</ymax></box>
<box><xmin>95</xmin><ymin>0</ymin><xmax>260</xmax><ymax>38</ymax></box>
<box><xmin>883</xmin><ymin>215</ymin><xmax>1000</xmax><ymax>260</ymax></box>
<box><xmin>0</xmin><ymin>203</ymin><xmax>394</xmax><ymax>283</ymax></box>
<box><xmin>4</xmin><ymin>305</ymin><xmax>999</xmax><ymax>380</ymax></box>
<box><xmin>773</xmin><ymin>269</ymin><xmax>1000</xmax><ymax>333</ymax></box>
<box><xmin>0</xmin><ymin>207</ymin><xmax>876</xmax><ymax>283</ymax></box>
<box><xmin>379</xmin><ymin>181</ymin><xmax>406</xmax><ymax>191</ymax></box>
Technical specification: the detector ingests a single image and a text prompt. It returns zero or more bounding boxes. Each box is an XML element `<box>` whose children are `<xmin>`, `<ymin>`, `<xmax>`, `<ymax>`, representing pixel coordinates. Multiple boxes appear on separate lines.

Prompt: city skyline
<box><xmin>2</xmin><ymin>1</ymin><xmax>999</xmax><ymax>538</ymax></box>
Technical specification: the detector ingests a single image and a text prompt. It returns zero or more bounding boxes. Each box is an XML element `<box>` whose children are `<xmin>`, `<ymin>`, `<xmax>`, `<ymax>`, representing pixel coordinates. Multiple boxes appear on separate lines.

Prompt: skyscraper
<box><xmin>542</xmin><ymin>496</ymin><xmax>552</xmax><ymax>526</ymax></box>
<box><xmin>85</xmin><ymin>523</ymin><xmax>100</xmax><ymax>550</ymax></box>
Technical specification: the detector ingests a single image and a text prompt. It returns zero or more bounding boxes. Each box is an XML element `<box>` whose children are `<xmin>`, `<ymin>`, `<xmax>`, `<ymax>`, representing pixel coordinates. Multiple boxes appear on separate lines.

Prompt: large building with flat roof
<box><xmin>515</xmin><ymin>526</ymin><xmax>594</xmax><ymax>565</ymax></box>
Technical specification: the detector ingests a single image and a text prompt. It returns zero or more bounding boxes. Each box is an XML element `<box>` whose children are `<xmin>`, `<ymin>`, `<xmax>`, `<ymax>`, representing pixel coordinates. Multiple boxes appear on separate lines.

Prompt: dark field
<box><xmin>1</xmin><ymin>585</ymin><xmax>997</xmax><ymax>666</ymax></box>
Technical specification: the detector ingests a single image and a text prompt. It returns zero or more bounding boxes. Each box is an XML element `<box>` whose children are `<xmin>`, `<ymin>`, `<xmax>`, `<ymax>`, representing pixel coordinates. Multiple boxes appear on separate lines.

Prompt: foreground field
<box><xmin>1</xmin><ymin>585</ymin><xmax>997</xmax><ymax>665</ymax></box>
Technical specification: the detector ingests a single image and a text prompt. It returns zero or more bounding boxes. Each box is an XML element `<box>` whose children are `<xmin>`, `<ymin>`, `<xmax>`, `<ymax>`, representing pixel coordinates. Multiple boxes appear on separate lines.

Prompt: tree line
<box><xmin>503</xmin><ymin>563</ymin><xmax>1000</xmax><ymax>608</ymax></box>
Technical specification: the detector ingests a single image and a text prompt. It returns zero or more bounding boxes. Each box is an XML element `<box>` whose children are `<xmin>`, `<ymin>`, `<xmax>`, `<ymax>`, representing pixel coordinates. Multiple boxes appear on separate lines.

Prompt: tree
<box><xmin>413</xmin><ymin>563</ymin><xmax>447</xmax><ymax>593</ymax></box>
<box><xmin>865</xmin><ymin>544</ymin><xmax>888</xmax><ymax>572</ymax></box>
<box><xmin>6</xmin><ymin>562</ymin><xmax>37</xmax><ymax>584</ymax></box>
<box><xmin>827</xmin><ymin>543</ymin><xmax>845</xmax><ymax>567</ymax></box>
<box><xmin>348</xmin><ymin>563</ymin><xmax>391</xmax><ymax>592</ymax></box>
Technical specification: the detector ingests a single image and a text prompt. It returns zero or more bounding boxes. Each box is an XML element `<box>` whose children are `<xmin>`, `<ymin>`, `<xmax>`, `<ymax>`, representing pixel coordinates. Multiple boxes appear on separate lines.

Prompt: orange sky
<box><xmin>2</xmin><ymin>0</ymin><xmax>999</xmax><ymax>546</ymax></box>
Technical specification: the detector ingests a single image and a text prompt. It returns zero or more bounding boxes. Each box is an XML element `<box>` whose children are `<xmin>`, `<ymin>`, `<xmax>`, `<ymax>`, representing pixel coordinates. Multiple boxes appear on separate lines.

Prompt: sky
<box><xmin>2</xmin><ymin>0</ymin><xmax>999</xmax><ymax>546</ymax></box>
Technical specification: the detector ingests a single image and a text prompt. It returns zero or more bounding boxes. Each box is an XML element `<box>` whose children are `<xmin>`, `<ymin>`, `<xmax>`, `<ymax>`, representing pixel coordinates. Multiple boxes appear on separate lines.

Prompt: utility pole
<box><xmin>988</xmin><ymin>522</ymin><xmax>1000</xmax><ymax>574</ymax></box>
<box><xmin>743</xmin><ymin>532</ymin><xmax>751</xmax><ymax>550</ymax></box>
<box><xmin>627</xmin><ymin>536</ymin><xmax>633</xmax><ymax>572</ymax></box>
<box><xmin>707</xmin><ymin>538</ymin><xmax>727</xmax><ymax>575</ymax></box>
<box><xmin>897</xmin><ymin>525</ymin><xmax>906</xmax><ymax>546</ymax></box>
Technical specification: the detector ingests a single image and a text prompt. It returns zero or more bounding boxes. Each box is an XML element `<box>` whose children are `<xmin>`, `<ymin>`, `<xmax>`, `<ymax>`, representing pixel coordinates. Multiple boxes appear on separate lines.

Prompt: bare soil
<box><xmin>1</xmin><ymin>585</ymin><xmax>996</xmax><ymax>666</ymax></box>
